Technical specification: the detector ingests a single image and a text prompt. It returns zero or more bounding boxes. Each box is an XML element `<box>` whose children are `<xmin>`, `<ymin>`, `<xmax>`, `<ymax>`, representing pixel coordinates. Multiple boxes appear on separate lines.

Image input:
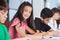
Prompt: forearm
<box><xmin>26</xmin><ymin>26</ymin><xmax>36</xmax><ymax>34</ymax></box>
<box><xmin>15</xmin><ymin>26</ymin><xmax>27</xmax><ymax>37</ymax></box>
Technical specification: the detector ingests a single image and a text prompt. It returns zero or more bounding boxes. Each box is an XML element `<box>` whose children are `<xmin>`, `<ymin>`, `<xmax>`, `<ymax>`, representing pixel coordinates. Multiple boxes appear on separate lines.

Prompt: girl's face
<box><xmin>0</xmin><ymin>10</ymin><xmax>8</xmax><ymax>23</ymax></box>
<box><xmin>53</xmin><ymin>12</ymin><xmax>60</xmax><ymax>20</ymax></box>
<box><xmin>22</xmin><ymin>6</ymin><xmax>32</xmax><ymax>20</ymax></box>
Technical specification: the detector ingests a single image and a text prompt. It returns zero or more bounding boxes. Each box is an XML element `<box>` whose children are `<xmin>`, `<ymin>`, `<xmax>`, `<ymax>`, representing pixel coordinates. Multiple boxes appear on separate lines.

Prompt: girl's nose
<box><xmin>5</xmin><ymin>15</ymin><xmax>7</xmax><ymax>18</ymax></box>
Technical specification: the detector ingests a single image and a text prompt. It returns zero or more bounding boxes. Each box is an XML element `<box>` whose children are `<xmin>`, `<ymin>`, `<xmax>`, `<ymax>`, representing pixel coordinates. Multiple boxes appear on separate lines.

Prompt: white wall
<box><xmin>46</xmin><ymin>0</ymin><xmax>60</xmax><ymax>9</ymax></box>
<box><xmin>9</xmin><ymin>0</ymin><xmax>22</xmax><ymax>21</ymax></box>
<box><xmin>33</xmin><ymin>0</ymin><xmax>44</xmax><ymax>19</ymax></box>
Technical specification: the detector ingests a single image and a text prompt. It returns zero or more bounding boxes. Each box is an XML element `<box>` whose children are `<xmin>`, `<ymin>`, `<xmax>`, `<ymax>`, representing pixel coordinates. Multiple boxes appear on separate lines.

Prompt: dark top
<box><xmin>34</xmin><ymin>18</ymin><xmax>51</xmax><ymax>32</ymax></box>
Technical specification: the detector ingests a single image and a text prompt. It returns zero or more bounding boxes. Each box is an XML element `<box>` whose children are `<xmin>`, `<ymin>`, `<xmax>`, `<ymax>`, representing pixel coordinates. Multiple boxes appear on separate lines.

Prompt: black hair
<box><xmin>40</xmin><ymin>8</ymin><xmax>53</xmax><ymax>19</ymax></box>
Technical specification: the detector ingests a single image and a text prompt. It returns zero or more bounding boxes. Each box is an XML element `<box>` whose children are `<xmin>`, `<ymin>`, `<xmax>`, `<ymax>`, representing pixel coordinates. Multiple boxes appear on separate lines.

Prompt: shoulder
<box><xmin>0</xmin><ymin>23</ymin><xmax>6</xmax><ymax>27</ymax></box>
<box><xmin>34</xmin><ymin>17</ymin><xmax>42</xmax><ymax>23</ymax></box>
<box><xmin>34</xmin><ymin>17</ymin><xmax>40</xmax><ymax>22</ymax></box>
<box><xmin>13</xmin><ymin>18</ymin><xmax>20</xmax><ymax>22</ymax></box>
<box><xmin>0</xmin><ymin>23</ymin><xmax>7</xmax><ymax>31</ymax></box>
<box><xmin>35</xmin><ymin>17</ymin><xmax>40</xmax><ymax>20</ymax></box>
<box><xmin>11</xmin><ymin>18</ymin><xmax>20</xmax><ymax>26</ymax></box>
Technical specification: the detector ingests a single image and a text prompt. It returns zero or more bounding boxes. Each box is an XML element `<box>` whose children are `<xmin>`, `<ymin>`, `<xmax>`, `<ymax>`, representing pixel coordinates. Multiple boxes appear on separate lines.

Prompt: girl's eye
<box><xmin>25</xmin><ymin>10</ymin><xmax>28</xmax><ymax>12</ymax></box>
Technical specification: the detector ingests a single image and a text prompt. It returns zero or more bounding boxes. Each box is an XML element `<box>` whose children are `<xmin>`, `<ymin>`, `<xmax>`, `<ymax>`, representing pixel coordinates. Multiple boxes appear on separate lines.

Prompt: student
<box><xmin>0</xmin><ymin>0</ymin><xmax>10</xmax><ymax>40</ymax></box>
<box><xmin>34</xmin><ymin>8</ymin><xmax>53</xmax><ymax>32</ymax></box>
<box><xmin>48</xmin><ymin>8</ymin><xmax>60</xmax><ymax>30</ymax></box>
<box><xmin>9</xmin><ymin>1</ymin><xmax>36</xmax><ymax>39</ymax></box>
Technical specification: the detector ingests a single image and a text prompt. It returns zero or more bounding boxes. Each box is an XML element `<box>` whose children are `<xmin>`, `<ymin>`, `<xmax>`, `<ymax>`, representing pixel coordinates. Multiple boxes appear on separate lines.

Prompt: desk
<box><xmin>11</xmin><ymin>37</ymin><xmax>60</xmax><ymax>40</ymax></box>
<box><xmin>41</xmin><ymin>37</ymin><xmax>60</xmax><ymax>40</ymax></box>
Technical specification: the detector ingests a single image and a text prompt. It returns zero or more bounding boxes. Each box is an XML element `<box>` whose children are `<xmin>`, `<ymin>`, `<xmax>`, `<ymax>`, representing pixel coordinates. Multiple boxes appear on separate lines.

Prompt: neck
<box><xmin>23</xmin><ymin>18</ymin><xmax>27</xmax><ymax>22</ymax></box>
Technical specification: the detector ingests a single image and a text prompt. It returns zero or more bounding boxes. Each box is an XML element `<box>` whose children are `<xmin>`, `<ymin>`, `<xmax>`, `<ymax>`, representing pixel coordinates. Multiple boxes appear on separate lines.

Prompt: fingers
<box><xmin>36</xmin><ymin>30</ymin><xmax>40</xmax><ymax>33</ymax></box>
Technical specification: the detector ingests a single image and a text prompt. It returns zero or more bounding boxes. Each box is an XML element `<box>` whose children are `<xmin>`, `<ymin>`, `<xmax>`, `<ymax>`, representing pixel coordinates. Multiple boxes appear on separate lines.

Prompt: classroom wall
<box><xmin>33</xmin><ymin>0</ymin><xmax>44</xmax><ymax>19</ymax></box>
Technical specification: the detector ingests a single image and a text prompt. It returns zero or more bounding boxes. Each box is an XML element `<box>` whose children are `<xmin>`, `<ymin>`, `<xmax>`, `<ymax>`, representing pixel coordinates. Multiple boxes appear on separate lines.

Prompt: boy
<box><xmin>34</xmin><ymin>8</ymin><xmax>53</xmax><ymax>32</ymax></box>
<box><xmin>48</xmin><ymin>8</ymin><xmax>60</xmax><ymax>30</ymax></box>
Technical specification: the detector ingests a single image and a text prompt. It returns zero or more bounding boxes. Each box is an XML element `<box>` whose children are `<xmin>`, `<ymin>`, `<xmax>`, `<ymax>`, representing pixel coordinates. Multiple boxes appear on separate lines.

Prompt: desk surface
<box><xmin>11</xmin><ymin>37</ymin><xmax>60</xmax><ymax>40</ymax></box>
<box><xmin>41</xmin><ymin>37</ymin><xmax>60</xmax><ymax>40</ymax></box>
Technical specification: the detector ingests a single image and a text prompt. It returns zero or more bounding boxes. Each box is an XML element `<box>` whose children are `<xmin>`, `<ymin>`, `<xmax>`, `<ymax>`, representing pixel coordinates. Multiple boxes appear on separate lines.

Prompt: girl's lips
<box><xmin>3</xmin><ymin>19</ymin><xmax>6</xmax><ymax>21</ymax></box>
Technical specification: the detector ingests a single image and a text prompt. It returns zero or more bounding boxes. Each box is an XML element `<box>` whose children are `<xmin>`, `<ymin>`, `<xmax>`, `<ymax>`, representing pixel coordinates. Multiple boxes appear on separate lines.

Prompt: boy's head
<box><xmin>40</xmin><ymin>8</ymin><xmax>53</xmax><ymax>24</ymax></box>
<box><xmin>0</xmin><ymin>0</ymin><xmax>8</xmax><ymax>23</ymax></box>
<box><xmin>51</xmin><ymin>8</ymin><xmax>60</xmax><ymax>20</ymax></box>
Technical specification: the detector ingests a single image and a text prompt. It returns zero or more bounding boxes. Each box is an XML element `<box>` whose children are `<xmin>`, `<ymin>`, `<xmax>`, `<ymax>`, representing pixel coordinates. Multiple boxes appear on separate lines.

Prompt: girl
<box><xmin>9</xmin><ymin>1</ymin><xmax>36</xmax><ymax>39</ymax></box>
<box><xmin>0</xmin><ymin>0</ymin><xmax>10</xmax><ymax>40</ymax></box>
<box><xmin>48</xmin><ymin>8</ymin><xmax>60</xmax><ymax>30</ymax></box>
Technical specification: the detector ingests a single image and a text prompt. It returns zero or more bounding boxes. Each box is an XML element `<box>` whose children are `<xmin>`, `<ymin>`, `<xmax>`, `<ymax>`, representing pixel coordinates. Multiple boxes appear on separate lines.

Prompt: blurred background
<box><xmin>6</xmin><ymin>0</ymin><xmax>60</xmax><ymax>21</ymax></box>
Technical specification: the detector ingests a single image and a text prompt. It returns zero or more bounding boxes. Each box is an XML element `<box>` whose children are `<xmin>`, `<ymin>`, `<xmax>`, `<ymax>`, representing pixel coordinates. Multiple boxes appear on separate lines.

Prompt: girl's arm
<box><xmin>26</xmin><ymin>26</ymin><xmax>36</xmax><ymax>34</ymax></box>
<box><xmin>15</xmin><ymin>24</ymin><xmax>26</xmax><ymax>37</ymax></box>
<box><xmin>49</xmin><ymin>29</ymin><xmax>54</xmax><ymax>32</ymax></box>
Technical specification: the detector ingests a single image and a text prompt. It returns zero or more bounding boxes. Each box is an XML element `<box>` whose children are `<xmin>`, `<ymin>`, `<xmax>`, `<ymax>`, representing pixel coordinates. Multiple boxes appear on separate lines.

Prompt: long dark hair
<box><xmin>10</xmin><ymin>1</ymin><xmax>36</xmax><ymax>31</ymax></box>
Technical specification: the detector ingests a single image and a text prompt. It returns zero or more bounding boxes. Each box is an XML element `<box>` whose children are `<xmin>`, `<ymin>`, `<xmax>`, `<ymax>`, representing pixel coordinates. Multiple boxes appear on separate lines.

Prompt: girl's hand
<box><xmin>33</xmin><ymin>30</ymin><xmax>43</xmax><ymax>38</ymax></box>
<box><xmin>15</xmin><ymin>23</ymin><xmax>26</xmax><ymax>37</ymax></box>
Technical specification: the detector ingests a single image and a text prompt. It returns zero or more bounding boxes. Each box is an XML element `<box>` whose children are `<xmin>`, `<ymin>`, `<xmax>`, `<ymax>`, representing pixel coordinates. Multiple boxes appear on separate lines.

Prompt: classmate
<box><xmin>9</xmin><ymin>1</ymin><xmax>36</xmax><ymax>39</ymax></box>
<box><xmin>0</xmin><ymin>0</ymin><xmax>10</xmax><ymax>40</ymax></box>
<box><xmin>34</xmin><ymin>8</ymin><xmax>53</xmax><ymax>32</ymax></box>
<box><xmin>48</xmin><ymin>8</ymin><xmax>60</xmax><ymax>30</ymax></box>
